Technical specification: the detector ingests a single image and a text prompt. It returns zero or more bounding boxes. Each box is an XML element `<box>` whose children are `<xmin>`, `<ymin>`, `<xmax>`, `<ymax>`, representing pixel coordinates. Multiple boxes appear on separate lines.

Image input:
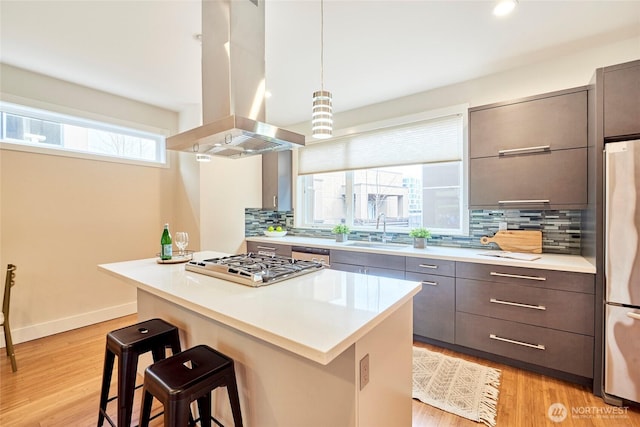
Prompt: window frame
<box><xmin>0</xmin><ymin>101</ymin><xmax>168</xmax><ymax>167</ymax></box>
<box><xmin>295</xmin><ymin>105</ymin><xmax>469</xmax><ymax>236</ymax></box>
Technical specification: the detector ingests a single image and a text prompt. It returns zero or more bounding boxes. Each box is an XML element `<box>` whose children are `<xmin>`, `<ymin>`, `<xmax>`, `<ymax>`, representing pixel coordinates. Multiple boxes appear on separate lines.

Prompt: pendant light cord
<box><xmin>320</xmin><ymin>0</ymin><xmax>324</xmax><ymax>92</ymax></box>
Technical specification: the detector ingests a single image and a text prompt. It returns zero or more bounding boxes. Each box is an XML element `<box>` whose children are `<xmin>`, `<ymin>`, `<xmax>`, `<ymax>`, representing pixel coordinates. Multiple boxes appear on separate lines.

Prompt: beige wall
<box><xmin>0</xmin><ymin>65</ymin><xmax>202</xmax><ymax>345</ymax></box>
<box><xmin>1</xmin><ymin>150</ymin><xmax>168</xmax><ymax>342</ymax></box>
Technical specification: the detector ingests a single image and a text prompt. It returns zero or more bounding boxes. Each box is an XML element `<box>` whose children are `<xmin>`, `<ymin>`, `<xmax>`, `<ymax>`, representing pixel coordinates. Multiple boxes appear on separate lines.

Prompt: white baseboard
<box><xmin>0</xmin><ymin>301</ymin><xmax>137</xmax><ymax>347</ymax></box>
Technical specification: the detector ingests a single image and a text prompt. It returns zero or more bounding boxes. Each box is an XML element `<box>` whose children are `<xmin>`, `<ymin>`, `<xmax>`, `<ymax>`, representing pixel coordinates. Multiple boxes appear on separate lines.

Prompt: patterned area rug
<box><xmin>412</xmin><ymin>347</ymin><xmax>501</xmax><ymax>427</ymax></box>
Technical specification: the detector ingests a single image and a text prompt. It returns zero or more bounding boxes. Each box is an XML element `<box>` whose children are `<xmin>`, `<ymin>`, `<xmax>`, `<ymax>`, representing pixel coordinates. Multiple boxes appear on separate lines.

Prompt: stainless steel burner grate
<box><xmin>185</xmin><ymin>253</ymin><xmax>324</xmax><ymax>287</ymax></box>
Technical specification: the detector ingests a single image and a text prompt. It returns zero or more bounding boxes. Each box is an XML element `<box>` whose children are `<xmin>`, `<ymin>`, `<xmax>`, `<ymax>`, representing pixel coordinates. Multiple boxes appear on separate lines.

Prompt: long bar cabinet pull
<box><xmin>418</xmin><ymin>264</ymin><xmax>438</xmax><ymax>269</ymax></box>
<box><xmin>256</xmin><ymin>245</ymin><xmax>277</xmax><ymax>251</ymax></box>
<box><xmin>627</xmin><ymin>312</ymin><xmax>640</xmax><ymax>321</ymax></box>
<box><xmin>421</xmin><ymin>281</ymin><xmax>438</xmax><ymax>286</ymax></box>
<box><xmin>490</xmin><ymin>271</ymin><xmax>546</xmax><ymax>281</ymax></box>
<box><xmin>498</xmin><ymin>145</ymin><xmax>551</xmax><ymax>155</ymax></box>
<box><xmin>498</xmin><ymin>199</ymin><xmax>550</xmax><ymax>204</ymax></box>
<box><xmin>489</xmin><ymin>334</ymin><xmax>546</xmax><ymax>350</ymax></box>
<box><xmin>490</xmin><ymin>298</ymin><xmax>546</xmax><ymax>311</ymax></box>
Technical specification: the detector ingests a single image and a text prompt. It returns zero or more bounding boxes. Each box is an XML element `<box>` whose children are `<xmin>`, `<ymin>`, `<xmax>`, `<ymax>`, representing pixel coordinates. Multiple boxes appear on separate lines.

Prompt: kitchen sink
<box><xmin>345</xmin><ymin>241</ymin><xmax>410</xmax><ymax>250</ymax></box>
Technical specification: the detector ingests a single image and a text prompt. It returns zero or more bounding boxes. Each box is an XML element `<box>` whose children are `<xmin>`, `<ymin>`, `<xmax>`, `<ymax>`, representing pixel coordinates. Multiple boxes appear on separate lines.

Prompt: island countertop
<box><xmin>98</xmin><ymin>251</ymin><xmax>421</xmax><ymax>365</ymax></box>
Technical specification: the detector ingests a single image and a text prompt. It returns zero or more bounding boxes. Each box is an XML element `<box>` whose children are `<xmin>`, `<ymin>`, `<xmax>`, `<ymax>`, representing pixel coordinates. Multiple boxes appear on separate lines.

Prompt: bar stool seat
<box><xmin>98</xmin><ymin>318</ymin><xmax>182</xmax><ymax>427</ymax></box>
<box><xmin>139</xmin><ymin>344</ymin><xmax>243</xmax><ymax>427</ymax></box>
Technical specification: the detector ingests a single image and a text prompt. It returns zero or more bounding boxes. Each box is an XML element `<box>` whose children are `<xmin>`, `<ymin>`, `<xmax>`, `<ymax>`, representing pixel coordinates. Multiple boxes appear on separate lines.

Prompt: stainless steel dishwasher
<box><xmin>291</xmin><ymin>246</ymin><xmax>330</xmax><ymax>267</ymax></box>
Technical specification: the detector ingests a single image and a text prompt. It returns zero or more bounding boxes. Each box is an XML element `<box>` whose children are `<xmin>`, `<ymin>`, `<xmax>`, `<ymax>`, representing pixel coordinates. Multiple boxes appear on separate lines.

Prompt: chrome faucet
<box><xmin>376</xmin><ymin>213</ymin><xmax>387</xmax><ymax>243</ymax></box>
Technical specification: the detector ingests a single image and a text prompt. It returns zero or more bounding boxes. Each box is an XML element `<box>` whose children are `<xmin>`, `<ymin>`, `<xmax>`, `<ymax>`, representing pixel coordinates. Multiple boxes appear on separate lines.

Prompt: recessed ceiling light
<box><xmin>493</xmin><ymin>0</ymin><xmax>518</xmax><ymax>16</ymax></box>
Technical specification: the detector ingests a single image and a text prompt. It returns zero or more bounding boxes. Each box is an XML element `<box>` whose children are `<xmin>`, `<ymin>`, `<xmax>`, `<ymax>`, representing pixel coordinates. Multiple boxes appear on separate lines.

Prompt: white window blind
<box><xmin>298</xmin><ymin>113</ymin><xmax>463</xmax><ymax>175</ymax></box>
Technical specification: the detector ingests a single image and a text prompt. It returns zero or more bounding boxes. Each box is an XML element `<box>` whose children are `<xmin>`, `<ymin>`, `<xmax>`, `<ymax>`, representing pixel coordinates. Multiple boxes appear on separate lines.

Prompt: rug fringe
<box><xmin>478</xmin><ymin>368</ymin><xmax>501</xmax><ymax>427</ymax></box>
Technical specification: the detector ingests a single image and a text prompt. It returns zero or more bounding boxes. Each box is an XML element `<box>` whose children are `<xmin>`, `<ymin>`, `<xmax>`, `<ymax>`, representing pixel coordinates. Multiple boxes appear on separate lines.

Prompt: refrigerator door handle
<box><xmin>626</xmin><ymin>312</ymin><xmax>640</xmax><ymax>321</ymax></box>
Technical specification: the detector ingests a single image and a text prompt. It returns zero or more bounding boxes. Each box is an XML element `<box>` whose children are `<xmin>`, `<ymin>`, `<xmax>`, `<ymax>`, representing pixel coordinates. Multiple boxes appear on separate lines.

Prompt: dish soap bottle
<box><xmin>160</xmin><ymin>224</ymin><xmax>172</xmax><ymax>260</ymax></box>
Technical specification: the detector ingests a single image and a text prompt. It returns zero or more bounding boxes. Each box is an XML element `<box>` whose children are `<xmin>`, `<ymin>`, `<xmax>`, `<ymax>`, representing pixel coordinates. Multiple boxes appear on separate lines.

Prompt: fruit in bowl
<box><xmin>264</xmin><ymin>225</ymin><xmax>287</xmax><ymax>237</ymax></box>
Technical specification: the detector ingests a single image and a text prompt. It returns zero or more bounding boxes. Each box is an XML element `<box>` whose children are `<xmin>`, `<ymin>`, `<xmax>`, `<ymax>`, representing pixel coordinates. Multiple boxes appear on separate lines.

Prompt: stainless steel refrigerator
<box><xmin>604</xmin><ymin>139</ymin><xmax>640</xmax><ymax>404</ymax></box>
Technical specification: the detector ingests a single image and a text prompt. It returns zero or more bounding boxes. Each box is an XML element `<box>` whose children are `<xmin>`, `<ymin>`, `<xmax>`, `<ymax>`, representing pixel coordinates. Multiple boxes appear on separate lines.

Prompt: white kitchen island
<box><xmin>99</xmin><ymin>251</ymin><xmax>421</xmax><ymax>427</ymax></box>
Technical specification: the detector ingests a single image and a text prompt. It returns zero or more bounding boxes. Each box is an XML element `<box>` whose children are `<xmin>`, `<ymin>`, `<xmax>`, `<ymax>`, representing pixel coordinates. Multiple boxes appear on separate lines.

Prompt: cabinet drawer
<box><xmin>330</xmin><ymin>250</ymin><xmax>405</xmax><ymax>271</ymax></box>
<box><xmin>456</xmin><ymin>278</ymin><xmax>594</xmax><ymax>335</ymax></box>
<box><xmin>330</xmin><ymin>262</ymin><xmax>405</xmax><ymax>279</ymax></box>
<box><xmin>407</xmin><ymin>272</ymin><xmax>455</xmax><ymax>343</ymax></box>
<box><xmin>405</xmin><ymin>257</ymin><xmax>455</xmax><ymax>277</ymax></box>
<box><xmin>456</xmin><ymin>262</ymin><xmax>594</xmax><ymax>294</ymax></box>
<box><xmin>247</xmin><ymin>241</ymin><xmax>292</xmax><ymax>257</ymax></box>
<box><xmin>469</xmin><ymin>148</ymin><xmax>587</xmax><ymax>209</ymax></box>
<box><xmin>470</xmin><ymin>89</ymin><xmax>587</xmax><ymax>158</ymax></box>
<box><xmin>456</xmin><ymin>312</ymin><xmax>593</xmax><ymax>378</ymax></box>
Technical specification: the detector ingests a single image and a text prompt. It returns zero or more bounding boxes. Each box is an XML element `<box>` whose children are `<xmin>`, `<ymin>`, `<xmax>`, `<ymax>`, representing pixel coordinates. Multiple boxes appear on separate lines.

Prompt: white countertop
<box><xmin>99</xmin><ymin>251</ymin><xmax>421</xmax><ymax>365</ymax></box>
<box><xmin>247</xmin><ymin>235</ymin><xmax>596</xmax><ymax>274</ymax></box>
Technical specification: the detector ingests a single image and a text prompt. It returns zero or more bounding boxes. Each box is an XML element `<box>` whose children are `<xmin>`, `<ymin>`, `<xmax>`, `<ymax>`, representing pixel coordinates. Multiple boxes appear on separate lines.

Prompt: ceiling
<box><xmin>1</xmin><ymin>1</ymin><xmax>639</xmax><ymax>128</ymax></box>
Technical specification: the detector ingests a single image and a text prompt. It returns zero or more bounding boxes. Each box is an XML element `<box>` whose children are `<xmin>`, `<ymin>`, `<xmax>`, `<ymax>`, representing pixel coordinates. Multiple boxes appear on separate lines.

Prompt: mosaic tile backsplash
<box><xmin>245</xmin><ymin>208</ymin><xmax>582</xmax><ymax>255</ymax></box>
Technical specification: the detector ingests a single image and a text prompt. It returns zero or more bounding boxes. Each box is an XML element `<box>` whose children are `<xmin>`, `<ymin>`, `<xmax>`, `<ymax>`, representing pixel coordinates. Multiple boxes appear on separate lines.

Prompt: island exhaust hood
<box><xmin>166</xmin><ymin>0</ymin><xmax>305</xmax><ymax>159</ymax></box>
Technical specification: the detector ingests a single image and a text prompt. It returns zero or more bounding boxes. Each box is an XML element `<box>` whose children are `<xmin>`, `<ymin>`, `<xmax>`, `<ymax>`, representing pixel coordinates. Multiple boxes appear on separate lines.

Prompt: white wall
<box><xmin>289</xmin><ymin>34</ymin><xmax>640</xmax><ymax>134</ymax></box>
<box><xmin>199</xmin><ymin>155</ymin><xmax>262</xmax><ymax>254</ymax></box>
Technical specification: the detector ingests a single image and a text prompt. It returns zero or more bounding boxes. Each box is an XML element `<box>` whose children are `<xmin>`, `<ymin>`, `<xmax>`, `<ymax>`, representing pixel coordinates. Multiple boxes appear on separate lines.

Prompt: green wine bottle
<box><xmin>160</xmin><ymin>224</ymin><xmax>172</xmax><ymax>260</ymax></box>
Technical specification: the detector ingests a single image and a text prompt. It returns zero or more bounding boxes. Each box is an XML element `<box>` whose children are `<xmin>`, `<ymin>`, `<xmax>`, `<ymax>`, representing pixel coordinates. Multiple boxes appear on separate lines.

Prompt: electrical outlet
<box><xmin>360</xmin><ymin>354</ymin><xmax>370</xmax><ymax>390</ymax></box>
<box><xmin>285</xmin><ymin>217</ymin><xmax>294</xmax><ymax>228</ymax></box>
<box><xmin>499</xmin><ymin>221</ymin><xmax>508</xmax><ymax>231</ymax></box>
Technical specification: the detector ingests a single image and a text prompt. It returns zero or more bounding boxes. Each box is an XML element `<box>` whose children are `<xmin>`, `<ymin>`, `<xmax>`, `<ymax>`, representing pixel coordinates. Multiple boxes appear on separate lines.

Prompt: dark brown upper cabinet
<box><xmin>262</xmin><ymin>150</ymin><xmax>292</xmax><ymax>211</ymax></box>
<box><xmin>603</xmin><ymin>60</ymin><xmax>640</xmax><ymax>140</ymax></box>
<box><xmin>469</xmin><ymin>87</ymin><xmax>588</xmax><ymax>210</ymax></box>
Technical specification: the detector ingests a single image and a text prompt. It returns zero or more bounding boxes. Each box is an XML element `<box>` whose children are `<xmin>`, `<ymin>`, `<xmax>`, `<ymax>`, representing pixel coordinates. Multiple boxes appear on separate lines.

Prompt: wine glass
<box><xmin>175</xmin><ymin>232</ymin><xmax>189</xmax><ymax>256</ymax></box>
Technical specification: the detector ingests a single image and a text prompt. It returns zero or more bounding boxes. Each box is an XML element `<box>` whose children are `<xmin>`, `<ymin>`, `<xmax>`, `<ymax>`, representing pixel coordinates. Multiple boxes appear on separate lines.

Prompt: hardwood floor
<box><xmin>1</xmin><ymin>315</ymin><xmax>639</xmax><ymax>426</ymax></box>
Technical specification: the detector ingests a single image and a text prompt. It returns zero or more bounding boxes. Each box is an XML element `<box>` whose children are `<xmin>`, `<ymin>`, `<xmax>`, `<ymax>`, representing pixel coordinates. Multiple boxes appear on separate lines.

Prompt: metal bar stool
<box><xmin>139</xmin><ymin>344</ymin><xmax>243</xmax><ymax>427</ymax></box>
<box><xmin>1</xmin><ymin>264</ymin><xmax>17</xmax><ymax>372</ymax></box>
<box><xmin>97</xmin><ymin>318</ymin><xmax>182</xmax><ymax>427</ymax></box>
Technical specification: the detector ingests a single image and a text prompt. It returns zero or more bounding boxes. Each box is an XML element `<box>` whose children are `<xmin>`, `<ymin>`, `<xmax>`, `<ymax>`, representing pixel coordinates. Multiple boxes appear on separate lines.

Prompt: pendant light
<box><xmin>312</xmin><ymin>0</ymin><xmax>332</xmax><ymax>139</ymax></box>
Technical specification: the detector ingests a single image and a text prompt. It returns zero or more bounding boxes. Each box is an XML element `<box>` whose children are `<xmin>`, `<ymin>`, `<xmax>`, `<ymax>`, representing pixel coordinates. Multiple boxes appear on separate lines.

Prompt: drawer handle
<box><xmin>627</xmin><ymin>312</ymin><xmax>640</xmax><ymax>321</ymax></box>
<box><xmin>256</xmin><ymin>245</ymin><xmax>277</xmax><ymax>251</ymax></box>
<box><xmin>489</xmin><ymin>334</ymin><xmax>546</xmax><ymax>350</ymax></box>
<box><xmin>421</xmin><ymin>280</ymin><xmax>438</xmax><ymax>286</ymax></box>
<box><xmin>490</xmin><ymin>271</ymin><xmax>546</xmax><ymax>281</ymax></box>
<box><xmin>418</xmin><ymin>264</ymin><xmax>438</xmax><ymax>269</ymax></box>
<box><xmin>498</xmin><ymin>199</ymin><xmax>550</xmax><ymax>204</ymax></box>
<box><xmin>490</xmin><ymin>298</ymin><xmax>546</xmax><ymax>311</ymax></box>
<box><xmin>498</xmin><ymin>145</ymin><xmax>551</xmax><ymax>155</ymax></box>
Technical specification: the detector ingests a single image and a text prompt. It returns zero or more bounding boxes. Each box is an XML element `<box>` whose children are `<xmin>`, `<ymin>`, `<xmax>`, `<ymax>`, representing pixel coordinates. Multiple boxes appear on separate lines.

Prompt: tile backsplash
<box><xmin>245</xmin><ymin>208</ymin><xmax>582</xmax><ymax>255</ymax></box>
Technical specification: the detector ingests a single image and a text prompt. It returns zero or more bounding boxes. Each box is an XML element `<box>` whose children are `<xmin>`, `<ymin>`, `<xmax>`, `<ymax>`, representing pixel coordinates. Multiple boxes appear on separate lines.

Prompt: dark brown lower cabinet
<box><xmin>454</xmin><ymin>262</ymin><xmax>595</xmax><ymax>379</ymax></box>
<box><xmin>408</xmin><ymin>272</ymin><xmax>455</xmax><ymax>343</ymax></box>
<box><xmin>455</xmin><ymin>312</ymin><xmax>594</xmax><ymax>378</ymax></box>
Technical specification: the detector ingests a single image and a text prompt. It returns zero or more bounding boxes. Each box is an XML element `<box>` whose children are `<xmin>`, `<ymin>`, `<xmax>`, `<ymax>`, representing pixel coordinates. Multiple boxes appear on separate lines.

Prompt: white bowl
<box><xmin>264</xmin><ymin>230</ymin><xmax>287</xmax><ymax>237</ymax></box>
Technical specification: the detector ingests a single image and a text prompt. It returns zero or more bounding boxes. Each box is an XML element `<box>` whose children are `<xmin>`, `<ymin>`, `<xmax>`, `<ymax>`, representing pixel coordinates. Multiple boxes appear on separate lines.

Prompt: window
<box><xmin>0</xmin><ymin>102</ymin><xmax>166</xmax><ymax>164</ymax></box>
<box><xmin>297</xmin><ymin>107</ymin><xmax>468</xmax><ymax>235</ymax></box>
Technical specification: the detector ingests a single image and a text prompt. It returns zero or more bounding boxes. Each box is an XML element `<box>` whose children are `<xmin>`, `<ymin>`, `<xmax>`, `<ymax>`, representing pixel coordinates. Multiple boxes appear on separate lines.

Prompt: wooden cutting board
<box><xmin>480</xmin><ymin>230</ymin><xmax>542</xmax><ymax>254</ymax></box>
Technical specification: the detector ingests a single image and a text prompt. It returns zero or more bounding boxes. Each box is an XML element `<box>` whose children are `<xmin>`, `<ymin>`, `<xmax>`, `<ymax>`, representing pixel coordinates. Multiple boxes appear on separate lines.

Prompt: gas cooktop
<box><xmin>185</xmin><ymin>253</ymin><xmax>324</xmax><ymax>287</ymax></box>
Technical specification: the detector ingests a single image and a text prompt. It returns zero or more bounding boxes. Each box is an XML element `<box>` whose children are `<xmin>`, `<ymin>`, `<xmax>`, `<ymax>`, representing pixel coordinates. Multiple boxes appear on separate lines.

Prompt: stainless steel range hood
<box><xmin>167</xmin><ymin>0</ymin><xmax>305</xmax><ymax>159</ymax></box>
